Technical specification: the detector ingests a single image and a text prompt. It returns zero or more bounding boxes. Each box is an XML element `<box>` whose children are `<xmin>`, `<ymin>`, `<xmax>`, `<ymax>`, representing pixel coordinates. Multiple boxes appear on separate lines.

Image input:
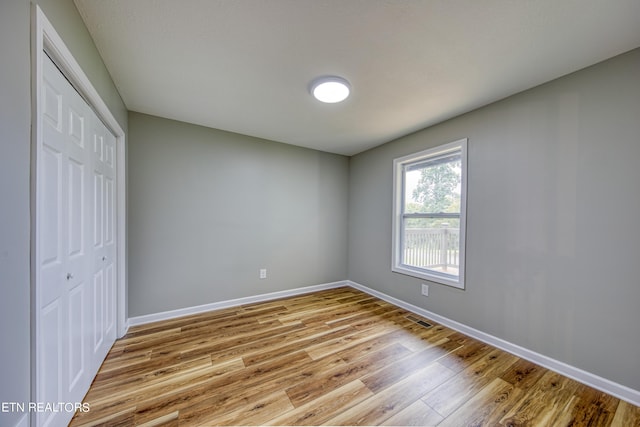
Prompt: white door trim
<box><xmin>31</xmin><ymin>5</ymin><xmax>127</xmax><ymax>425</ymax></box>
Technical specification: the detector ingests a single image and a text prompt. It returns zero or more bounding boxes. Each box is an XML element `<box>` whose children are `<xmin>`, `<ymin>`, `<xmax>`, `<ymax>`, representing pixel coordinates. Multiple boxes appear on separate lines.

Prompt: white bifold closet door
<box><xmin>37</xmin><ymin>53</ymin><xmax>117</xmax><ymax>427</ymax></box>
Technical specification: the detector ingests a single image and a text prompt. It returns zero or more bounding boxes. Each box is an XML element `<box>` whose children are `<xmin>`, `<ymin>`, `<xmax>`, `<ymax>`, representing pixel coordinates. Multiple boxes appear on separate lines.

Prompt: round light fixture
<box><xmin>309</xmin><ymin>76</ymin><xmax>351</xmax><ymax>103</ymax></box>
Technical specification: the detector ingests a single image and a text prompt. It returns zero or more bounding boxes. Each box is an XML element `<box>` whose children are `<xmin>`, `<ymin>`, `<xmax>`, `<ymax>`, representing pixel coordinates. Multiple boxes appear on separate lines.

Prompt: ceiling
<box><xmin>74</xmin><ymin>0</ymin><xmax>640</xmax><ymax>156</ymax></box>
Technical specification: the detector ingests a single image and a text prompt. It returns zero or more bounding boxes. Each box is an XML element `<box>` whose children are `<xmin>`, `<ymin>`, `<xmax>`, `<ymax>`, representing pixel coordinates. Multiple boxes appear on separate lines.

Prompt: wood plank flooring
<box><xmin>70</xmin><ymin>287</ymin><xmax>640</xmax><ymax>426</ymax></box>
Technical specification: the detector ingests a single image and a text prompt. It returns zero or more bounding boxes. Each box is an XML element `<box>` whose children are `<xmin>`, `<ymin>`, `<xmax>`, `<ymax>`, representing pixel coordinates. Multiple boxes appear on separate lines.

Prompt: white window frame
<box><xmin>392</xmin><ymin>138</ymin><xmax>468</xmax><ymax>289</ymax></box>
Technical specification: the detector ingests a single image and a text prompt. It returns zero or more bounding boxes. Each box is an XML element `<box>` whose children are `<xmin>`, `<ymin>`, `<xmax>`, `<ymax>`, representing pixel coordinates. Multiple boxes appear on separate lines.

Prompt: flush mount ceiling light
<box><xmin>309</xmin><ymin>76</ymin><xmax>351</xmax><ymax>103</ymax></box>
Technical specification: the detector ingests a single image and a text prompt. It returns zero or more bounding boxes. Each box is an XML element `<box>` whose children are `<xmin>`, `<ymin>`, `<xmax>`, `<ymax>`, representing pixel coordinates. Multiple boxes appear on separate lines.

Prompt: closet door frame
<box><xmin>31</xmin><ymin>5</ymin><xmax>127</xmax><ymax>425</ymax></box>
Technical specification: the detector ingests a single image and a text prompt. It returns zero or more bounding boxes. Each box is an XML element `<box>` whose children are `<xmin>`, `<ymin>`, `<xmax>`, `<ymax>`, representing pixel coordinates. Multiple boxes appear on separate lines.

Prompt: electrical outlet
<box><xmin>259</xmin><ymin>268</ymin><xmax>267</xmax><ymax>279</ymax></box>
<box><xmin>421</xmin><ymin>283</ymin><xmax>429</xmax><ymax>297</ymax></box>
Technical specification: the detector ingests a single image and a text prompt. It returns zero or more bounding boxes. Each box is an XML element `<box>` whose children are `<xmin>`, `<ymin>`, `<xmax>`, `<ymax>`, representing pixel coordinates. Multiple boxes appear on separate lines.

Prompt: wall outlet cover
<box><xmin>421</xmin><ymin>283</ymin><xmax>429</xmax><ymax>296</ymax></box>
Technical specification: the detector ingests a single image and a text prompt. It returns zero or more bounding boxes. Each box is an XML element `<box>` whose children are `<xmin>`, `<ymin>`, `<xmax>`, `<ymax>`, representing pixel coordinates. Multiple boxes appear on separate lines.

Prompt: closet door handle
<box><xmin>66</xmin><ymin>273</ymin><xmax>73</xmax><ymax>280</ymax></box>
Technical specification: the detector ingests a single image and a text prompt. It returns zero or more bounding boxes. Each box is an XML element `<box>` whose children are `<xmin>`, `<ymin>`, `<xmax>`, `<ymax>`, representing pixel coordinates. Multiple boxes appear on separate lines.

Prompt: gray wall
<box><xmin>348</xmin><ymin>48</ymin><xmax>640</xmax><ymax>391</ymax></box>
<box><xmin>0</xmin><ymin>1</ymin><xmax>126</xmax><ymax>425</ymax></box>
<box><xmin>127</xmin><ymin>112</ymin><xmax>349</xmax><ymax>317</ymax></box>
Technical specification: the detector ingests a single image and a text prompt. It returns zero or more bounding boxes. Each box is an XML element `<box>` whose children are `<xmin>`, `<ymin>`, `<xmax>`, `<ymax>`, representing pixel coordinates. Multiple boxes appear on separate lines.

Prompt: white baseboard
<box><xmin>346</xmin><ymin>280</ymin><xmax>640</xmax><ymax>407</ymax></box>
<box><xmin>127</xmin><ymin>280</ymin><xmax>348</xmax><ymax>327</ymax></box>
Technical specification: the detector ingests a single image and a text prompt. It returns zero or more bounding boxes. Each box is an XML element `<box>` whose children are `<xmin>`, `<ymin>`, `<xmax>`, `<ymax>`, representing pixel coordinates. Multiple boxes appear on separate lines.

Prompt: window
<box><xmin>392</xmin><ymin>139</ymin><xmax>467</xmax><ymax>289</ymax></box>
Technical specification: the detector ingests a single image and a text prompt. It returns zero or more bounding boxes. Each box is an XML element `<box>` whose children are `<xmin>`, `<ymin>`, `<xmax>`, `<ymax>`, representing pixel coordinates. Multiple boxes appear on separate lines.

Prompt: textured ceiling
<box><xmin>74</xmin><ymin>0</ymin><xmax>640</xmax><ymax>155</ymax></box>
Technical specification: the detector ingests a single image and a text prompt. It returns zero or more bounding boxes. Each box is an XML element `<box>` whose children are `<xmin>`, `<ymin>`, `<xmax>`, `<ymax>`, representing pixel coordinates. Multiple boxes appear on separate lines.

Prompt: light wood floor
<box><xmin>71</xmin><ymin>287</ymin><xmax>640</xmax><ymax>426</ymax></box>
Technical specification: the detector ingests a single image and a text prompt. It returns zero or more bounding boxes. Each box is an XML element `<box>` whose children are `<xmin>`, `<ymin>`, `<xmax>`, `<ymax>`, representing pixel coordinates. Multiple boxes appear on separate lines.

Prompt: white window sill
<box><xmin>392</xmin><ymin>265</ymin><xmax>464</xmax><ymax>289</ymax></box>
